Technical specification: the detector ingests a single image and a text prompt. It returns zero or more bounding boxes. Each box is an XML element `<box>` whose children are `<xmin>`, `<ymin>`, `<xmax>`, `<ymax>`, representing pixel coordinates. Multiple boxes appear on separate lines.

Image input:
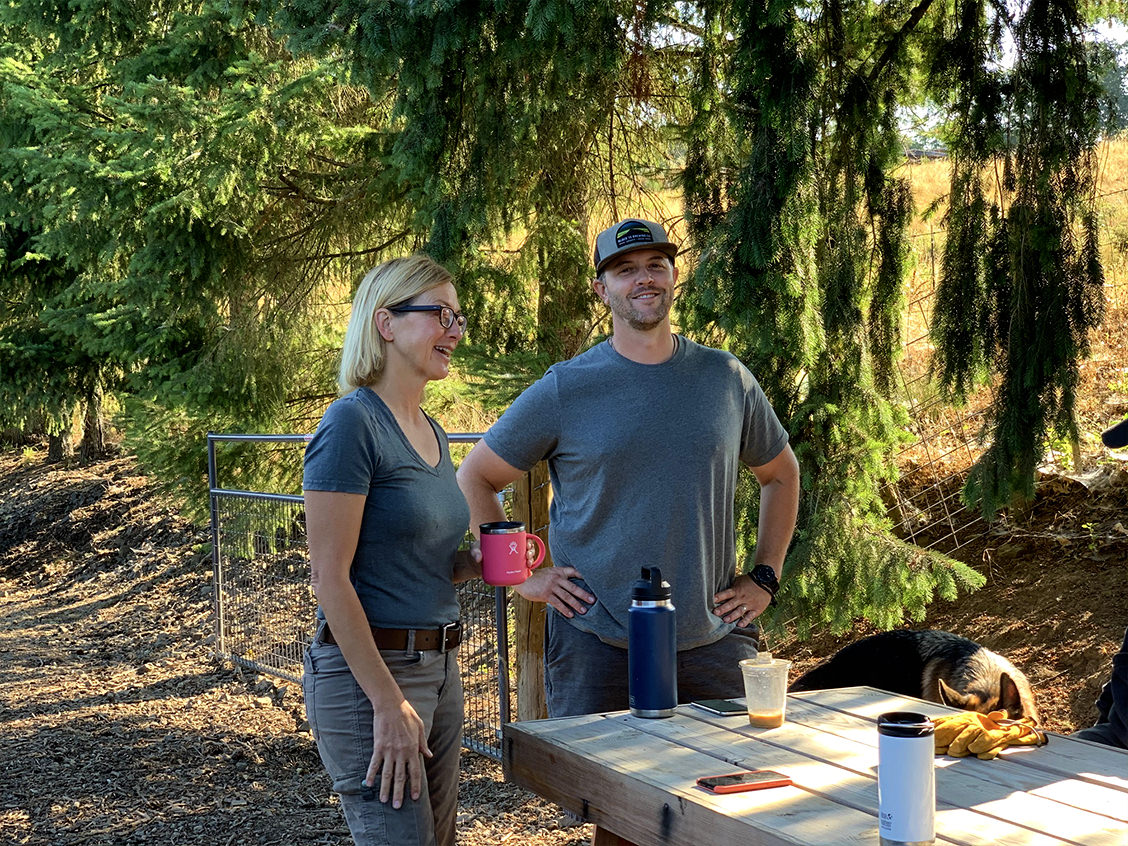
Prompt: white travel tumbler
<box><xmin>877</xmin><ymin>712</ymin><xmax>935</xmax><ymax>846</ymax></box>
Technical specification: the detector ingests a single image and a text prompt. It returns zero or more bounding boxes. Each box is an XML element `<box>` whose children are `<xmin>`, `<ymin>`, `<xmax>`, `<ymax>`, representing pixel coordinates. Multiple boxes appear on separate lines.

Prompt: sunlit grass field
<box><xmin>897</xmin><ymin>136</ymin><xmax>1128</xmax><ymax>311</ymax></box>
<box><xmin>434</xmin><ymin>136</ymin><xmax>1128</xmax><ymax>435</ymax></box>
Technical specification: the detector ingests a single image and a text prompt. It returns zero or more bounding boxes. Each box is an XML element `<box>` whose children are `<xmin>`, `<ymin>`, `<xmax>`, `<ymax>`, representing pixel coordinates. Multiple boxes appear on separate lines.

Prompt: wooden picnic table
<box><xmin>503</xmin><ymin>686</ymin><xmax>1128</xmax><ymax>846</ymax></box>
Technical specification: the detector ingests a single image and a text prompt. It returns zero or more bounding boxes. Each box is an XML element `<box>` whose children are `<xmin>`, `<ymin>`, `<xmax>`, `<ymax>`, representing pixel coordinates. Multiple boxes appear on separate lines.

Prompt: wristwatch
<box><xmin>748</xmin><ymin>564</ymin><xmax>780</xmax><ymax>606</ymax></box>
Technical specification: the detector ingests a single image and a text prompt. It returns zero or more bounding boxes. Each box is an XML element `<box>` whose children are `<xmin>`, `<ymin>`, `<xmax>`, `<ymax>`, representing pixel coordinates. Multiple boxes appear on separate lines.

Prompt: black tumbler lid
<box><xmin>878</xmin><ymin>711</ymin><xmax>935</xmax><ymax>737</ymax></box>
<box><xmin>632</xmin><ymin>567</ymin><xmax>671</xmax><ymax>601</ymax></box>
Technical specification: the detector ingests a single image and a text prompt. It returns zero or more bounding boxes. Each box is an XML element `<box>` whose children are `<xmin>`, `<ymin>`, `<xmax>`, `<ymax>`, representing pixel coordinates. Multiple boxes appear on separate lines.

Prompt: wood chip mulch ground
<box><xmin>0</xmin><ymin>451</ymin><xmax>589</xmax><ymax>846</ymax></box>
<box><xmin>2</xmin><ymin>432</ymin><xmax>1126</xmax><ymax>844</ymax></box>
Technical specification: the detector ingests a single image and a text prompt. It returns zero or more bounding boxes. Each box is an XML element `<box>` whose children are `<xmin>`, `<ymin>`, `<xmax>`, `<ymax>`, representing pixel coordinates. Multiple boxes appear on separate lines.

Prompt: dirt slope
<box><xmin>775</xmin><ymin>464</ymin><xmax>1128</xmax><ymax>733</ymax></box>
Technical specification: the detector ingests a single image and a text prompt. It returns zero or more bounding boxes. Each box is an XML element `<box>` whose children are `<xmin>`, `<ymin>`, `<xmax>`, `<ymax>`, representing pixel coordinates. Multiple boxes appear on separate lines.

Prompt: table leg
<box><xmin>590</xmin><ymin>826</ymin><xmax>638</xmax><ymax>846</ymax></box>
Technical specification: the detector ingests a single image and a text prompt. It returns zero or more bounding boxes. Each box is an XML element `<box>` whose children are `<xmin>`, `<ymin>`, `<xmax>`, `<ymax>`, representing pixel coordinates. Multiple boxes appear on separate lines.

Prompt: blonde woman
<box><xmin>302</xmin><ymin>254</ymin><xmax>477</xmax><ymax>846</ymax></box>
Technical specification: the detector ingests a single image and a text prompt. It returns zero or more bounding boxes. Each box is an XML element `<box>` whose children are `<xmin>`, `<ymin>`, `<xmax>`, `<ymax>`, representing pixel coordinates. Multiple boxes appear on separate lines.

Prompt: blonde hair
<box><xmin>337</xmin><ymin>254</ymin><xmax>453</xmax><ymax>394</ymax></box>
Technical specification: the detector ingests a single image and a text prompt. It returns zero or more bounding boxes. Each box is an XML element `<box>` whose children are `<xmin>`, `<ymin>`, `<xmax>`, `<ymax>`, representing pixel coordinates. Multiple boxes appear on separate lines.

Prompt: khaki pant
<box><xmin>303</xmin><ymin>626</ymin><xmax>463</xmax><ymax>846</ymax></box>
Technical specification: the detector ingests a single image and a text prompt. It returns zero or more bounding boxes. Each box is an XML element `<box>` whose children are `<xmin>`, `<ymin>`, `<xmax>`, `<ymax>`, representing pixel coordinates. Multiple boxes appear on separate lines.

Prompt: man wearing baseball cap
<box><xmin>459</xmin><ymin>218</ymin><xmax>800</xmax><ymax>717</ymax></box>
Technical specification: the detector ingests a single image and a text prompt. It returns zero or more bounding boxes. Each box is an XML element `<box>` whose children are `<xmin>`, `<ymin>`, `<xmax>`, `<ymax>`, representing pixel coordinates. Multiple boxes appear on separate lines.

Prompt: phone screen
<box><xmin>696</xmin><ymin>770</ymin><xmax>792</xmax><ymax>794</ymax></box>
<box><xmin>690</xmin><ymin>699</ymin><xmax>747</xmax><ymax>716</ymax></box>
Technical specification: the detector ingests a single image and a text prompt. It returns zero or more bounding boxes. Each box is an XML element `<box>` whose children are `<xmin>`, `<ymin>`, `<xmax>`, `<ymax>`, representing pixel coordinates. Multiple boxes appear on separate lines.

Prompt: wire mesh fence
<box><xmin>212</xmin><ymin>491</ymin><xmax>312</xmax><ymax>680</ymax></box>
<box><xmin>881</xmin><ymin>162</ymin><xmax>1128</xmax><ymax>553</ymax></box>
<box><xmin>207</xmin><ymin>433</ymin><xmax>516</xmax><ymax>760</ymax></box>
<box><xmin>881</xmin><ymin>224</ymin><xmax>989</xmax><ymax>554</ymax></box>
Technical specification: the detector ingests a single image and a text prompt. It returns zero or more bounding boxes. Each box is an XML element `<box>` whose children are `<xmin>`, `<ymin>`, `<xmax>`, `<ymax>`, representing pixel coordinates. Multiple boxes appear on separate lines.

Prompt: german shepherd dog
<box><xmin>789</xmin><ymin>630</ymin><xmax>1039</xmax><ymax>721</ymax></box>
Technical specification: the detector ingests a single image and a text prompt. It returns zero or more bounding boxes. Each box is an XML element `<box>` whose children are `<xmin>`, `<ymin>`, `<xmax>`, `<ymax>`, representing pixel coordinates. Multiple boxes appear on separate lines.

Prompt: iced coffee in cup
<box><xmin>739</xmin><ymin>654</ymin><xmax>791</xmax><ymax>728</ymax></box>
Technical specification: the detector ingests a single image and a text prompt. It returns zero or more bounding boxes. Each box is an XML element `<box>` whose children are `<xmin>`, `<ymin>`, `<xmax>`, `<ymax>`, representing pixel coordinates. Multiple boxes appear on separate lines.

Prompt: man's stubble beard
<box><xmin>608</xmin><ymin>288</ymin><xmax>672</xmax><ymax>332</ymax></box>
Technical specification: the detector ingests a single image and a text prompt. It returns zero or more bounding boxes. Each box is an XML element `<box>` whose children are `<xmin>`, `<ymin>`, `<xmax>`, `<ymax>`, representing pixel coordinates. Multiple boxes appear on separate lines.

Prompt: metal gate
<box><xmin>206</xmin><ymin>433</ymin><xmax>512</xmax><ymax>760</ymax></box>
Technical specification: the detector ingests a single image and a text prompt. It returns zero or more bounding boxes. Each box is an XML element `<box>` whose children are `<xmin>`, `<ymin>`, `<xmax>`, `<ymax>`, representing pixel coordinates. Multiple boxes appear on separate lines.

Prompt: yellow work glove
<box><xmin>932</xmin><ymin>711</ymin><xmax>1048</xmax><ymax>760</ymax></box>
<box><xmin>932</xmin><ymin>711</ymin><xmax>997</xmax><ymax>753</ymax></box>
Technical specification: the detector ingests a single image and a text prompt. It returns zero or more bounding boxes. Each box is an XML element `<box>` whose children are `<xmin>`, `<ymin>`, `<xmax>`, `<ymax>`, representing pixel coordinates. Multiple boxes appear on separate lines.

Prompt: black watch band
<box><xmin>749</xmin><ymin>564</ymin><xmax>780</xmax><ymax>607</ymax></box>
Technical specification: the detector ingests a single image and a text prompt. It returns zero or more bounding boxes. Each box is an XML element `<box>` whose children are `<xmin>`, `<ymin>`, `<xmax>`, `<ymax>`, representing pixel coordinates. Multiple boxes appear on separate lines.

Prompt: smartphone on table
<box><xmin>696</xmin><ymin>770</ymin><xmax>793</xmax><ymax>794</ymax></box>
<box><xmin>690</xmin><ymin>698</ymin><xmax>747</xmax><ymax>716</ymax></box>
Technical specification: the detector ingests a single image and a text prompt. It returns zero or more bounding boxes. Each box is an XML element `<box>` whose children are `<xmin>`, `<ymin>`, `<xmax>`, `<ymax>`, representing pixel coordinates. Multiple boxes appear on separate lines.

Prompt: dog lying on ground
<box><xmin>789</xmin><ymin>629</ymin><xmax>1039</xmax><ymax>721</ymax></box>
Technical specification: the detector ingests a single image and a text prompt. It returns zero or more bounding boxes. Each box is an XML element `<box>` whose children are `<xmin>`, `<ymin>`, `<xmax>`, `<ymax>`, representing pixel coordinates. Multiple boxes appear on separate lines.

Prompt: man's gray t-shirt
<box><xmin>484</xmin><ymin>336</ymin><xmax>788</xmax><ymax>650</ymax></box>
<box><xmin>303</xmin><ymin>387</ymin><xmax>469</xmax><ymax>628</ymax></box>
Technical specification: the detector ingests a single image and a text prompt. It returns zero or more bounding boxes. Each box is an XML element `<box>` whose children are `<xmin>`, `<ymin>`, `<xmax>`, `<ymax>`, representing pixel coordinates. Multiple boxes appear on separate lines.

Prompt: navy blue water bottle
<box><xmin>628</xmin><ymin>567</ymin><xmax>677</xmax><ymax>718</ymax></box>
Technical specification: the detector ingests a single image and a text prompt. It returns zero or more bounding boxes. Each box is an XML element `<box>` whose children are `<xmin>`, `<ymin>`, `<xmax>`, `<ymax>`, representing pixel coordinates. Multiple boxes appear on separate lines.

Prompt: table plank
<box><xmin>659</xmin><ymin>697</ymin><xmax>1128</xmax><ymax>844</ymax></box>
<box><xmin>504</xmin><ymin>715</ymin><xmax>885</xmax><ymax>846</ymax></box>
<box><xmin>773</xmin><ymin>695</ymin><xmax>1128</xmax><ymax>825</ymax></box>
<box><xmin>506</xmin><ymin>712</ymin><xmax>1087</xmax><ymax>846</ymax></box>
<box><xmin>617</xmin><ymin>712</ymin><xmax>1093</xmax><ymax>846</ymax></box>
<box><xmin>503</xmin><ymin>689</ymin><xmax>1128</xmax><ymax>846</ymax></box>
<box><xmin>797</xmin><ymin>687</ymin><xmax>1128</xmax><ymax>793</ymax></box>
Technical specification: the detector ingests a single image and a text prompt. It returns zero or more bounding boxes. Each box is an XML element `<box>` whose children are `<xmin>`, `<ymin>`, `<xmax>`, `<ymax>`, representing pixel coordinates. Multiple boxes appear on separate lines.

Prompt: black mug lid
<box><xmin>480</xmin><ymin>521</ymin><xmax>525</xmax><ymax>534</ymax></box>
<box><xmin>878</xmin><ymin>711</ymin><xmax>935</xmax><ymax>737</ymax></box>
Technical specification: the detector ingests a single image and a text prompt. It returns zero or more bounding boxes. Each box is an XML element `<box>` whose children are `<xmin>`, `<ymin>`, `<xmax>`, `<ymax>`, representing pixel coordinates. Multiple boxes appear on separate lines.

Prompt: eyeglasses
<box><xmin>386</xmin><ymin>304</ymin><xmax>468</xmax><ymax>333</ymax></box>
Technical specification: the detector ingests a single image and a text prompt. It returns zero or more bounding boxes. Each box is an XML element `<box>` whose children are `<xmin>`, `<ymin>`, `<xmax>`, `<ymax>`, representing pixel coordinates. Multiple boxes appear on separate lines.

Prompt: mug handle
<box><xmin>526</xmin><ymin>534</ymin><xmax>547</xmax><ymax>570</ymax></box>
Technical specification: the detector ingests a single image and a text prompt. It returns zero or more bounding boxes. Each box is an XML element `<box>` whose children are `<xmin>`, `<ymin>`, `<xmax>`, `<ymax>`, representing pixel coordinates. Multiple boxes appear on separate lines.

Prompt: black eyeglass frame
<box><xmin>386</xmin><ymin>304</ymin><xmax>467</xmax><ymax>332</ymax></box>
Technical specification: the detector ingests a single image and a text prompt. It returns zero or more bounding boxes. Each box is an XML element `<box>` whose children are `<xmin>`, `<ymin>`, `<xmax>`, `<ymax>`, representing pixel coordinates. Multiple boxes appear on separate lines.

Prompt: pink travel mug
<box><xmin>480</xmin><ymin>522</ymin><xmax>546</xmax><ymax>586</ymax></box>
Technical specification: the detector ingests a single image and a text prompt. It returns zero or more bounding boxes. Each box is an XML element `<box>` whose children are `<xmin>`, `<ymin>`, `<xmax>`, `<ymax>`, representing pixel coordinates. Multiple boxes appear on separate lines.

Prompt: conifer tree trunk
<box><xmin>535</xmin><ymin>232</ymin><xmax>591</xmax><ymax>361</ymax></box>
<box><xmin>80</xmin><ymin>382</ymin><xmax>106</xmax><ymax>462</ymax></box>
<box><xmin>535</xmin><ymin>145</ymin><xmax>595</xmax><ymax>362</ymax></box>
<box><xmin>47</xmin><ymin>433</ymin><xmax>72</xmax><ymax>463</ymax></box>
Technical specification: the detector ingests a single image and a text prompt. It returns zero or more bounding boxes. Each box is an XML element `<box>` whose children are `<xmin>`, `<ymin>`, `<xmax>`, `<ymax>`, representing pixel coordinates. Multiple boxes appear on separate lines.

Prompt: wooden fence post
<box><xmin>512</xmin><ymin>462</ymin><xmax>552</xmax><ymax>721</ymax></box>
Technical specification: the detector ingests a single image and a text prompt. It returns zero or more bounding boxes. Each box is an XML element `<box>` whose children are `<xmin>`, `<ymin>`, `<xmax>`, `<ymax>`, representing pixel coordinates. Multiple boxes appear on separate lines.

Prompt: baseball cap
<box><xmin>593</xmin><ymin>219</ymin><xmax>678</xmax><ymax>274</ymax></box>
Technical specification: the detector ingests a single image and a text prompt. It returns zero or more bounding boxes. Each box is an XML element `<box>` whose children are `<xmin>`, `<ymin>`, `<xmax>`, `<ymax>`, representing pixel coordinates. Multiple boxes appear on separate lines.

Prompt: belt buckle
<box><xmin>439</xmin><ymin>621</ymin><xmax>460</xmax><ymax>653</ymax></box>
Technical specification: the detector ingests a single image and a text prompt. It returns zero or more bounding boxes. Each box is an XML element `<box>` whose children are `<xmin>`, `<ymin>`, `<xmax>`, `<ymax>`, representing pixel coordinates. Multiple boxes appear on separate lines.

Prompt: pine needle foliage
<box><xmin>682</xmin><ymin>0</ymin><xmax>985</xmax><ymax>636</ymax></box>
<box><xmin>2</xmin><ymin>0</ymin><xmax>1121</xmax><ymax>632</ymax></box>
<box><xmin>265</xmin><ymin>0</ymin><xmax>623</xmax><ymax>368</ymax></box>
<box><xmin>927</xmin><ymin>0</ymin><xmax>1107</xmax><ymax>517</ymax></box>
<box><xmin>926</xmin><ymin>0</ymin><xmax>1007</xmax><ymax>401</ymax></box>
<box><xmin>0</xmin><ymin>0</ymin><xmax>408</xmax><ymax>507</ymax></box>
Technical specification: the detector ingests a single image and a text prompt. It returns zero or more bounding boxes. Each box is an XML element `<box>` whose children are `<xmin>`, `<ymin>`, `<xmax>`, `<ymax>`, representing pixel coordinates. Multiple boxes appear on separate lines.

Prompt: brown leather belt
<box><xmin>321</xmin><ymin>621</ymin><xmax>462</xmax><ymax>653</ymax></box>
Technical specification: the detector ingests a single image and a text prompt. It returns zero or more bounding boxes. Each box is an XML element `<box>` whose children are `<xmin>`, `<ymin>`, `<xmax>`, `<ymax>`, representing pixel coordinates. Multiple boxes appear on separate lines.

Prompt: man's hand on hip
<box><xmin>514</xmin><ymin>566</ymin><xmax>595</xmax><ymax>618</ymax></box>
<box><xmin>713</xmin><ymin>573</ymin><xmax>771</xmax><ymax>626</ymax></box>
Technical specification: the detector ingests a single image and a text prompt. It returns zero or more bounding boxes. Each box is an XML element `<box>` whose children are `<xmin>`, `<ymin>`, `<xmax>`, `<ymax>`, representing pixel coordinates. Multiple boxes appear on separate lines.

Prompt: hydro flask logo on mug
<box><xmin>479</xmin><ymin>522</ymin><xmax>546</xmax><ymax>586</ymax></box>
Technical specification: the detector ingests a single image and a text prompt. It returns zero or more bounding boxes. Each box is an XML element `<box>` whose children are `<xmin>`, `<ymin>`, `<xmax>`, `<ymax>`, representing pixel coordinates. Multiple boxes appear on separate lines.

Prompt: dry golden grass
<box><xmin>897</xmin><ymin>136</ymin><xmax>1128</xmax><ymax>313</ymax></box>
<box><xmin>892</xmin><ymin>136</ymin><xmax>1128</xmax><ymax>478</ymax></box>
<box><xmin>1096</xmin><ymin>137</ymin><xmax>1128</xmax><ymax>309</ymax></box>
<box><xmin>434</xmin><ymin>138</ymin><xmax>1128</xmax><ymax>440</ymax></box>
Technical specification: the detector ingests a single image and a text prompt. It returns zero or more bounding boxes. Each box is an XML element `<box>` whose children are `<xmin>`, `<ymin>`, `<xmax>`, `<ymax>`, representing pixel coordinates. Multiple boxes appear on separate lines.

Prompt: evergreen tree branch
<box><xmin>866</xmin><ymin>0</ymin><xmax>939</xmax><ymax>90</ymax></box>
<box><xmin>298</xmin><ymin>231</ymin><xmax>411</xmax><ymax>262</ymax></box>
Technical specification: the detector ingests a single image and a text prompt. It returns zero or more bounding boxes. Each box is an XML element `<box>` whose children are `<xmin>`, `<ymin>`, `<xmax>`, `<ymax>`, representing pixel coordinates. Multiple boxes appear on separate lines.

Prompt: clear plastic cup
<box><xmin>739</xmin><ymin>654</ymin><xmax>791</xmax><ymax>728</ymax></box>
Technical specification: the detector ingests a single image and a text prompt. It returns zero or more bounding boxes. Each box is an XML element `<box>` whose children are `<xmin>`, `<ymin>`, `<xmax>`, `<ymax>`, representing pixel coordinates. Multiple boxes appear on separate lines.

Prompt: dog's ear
<box><xmin>937</xmin><ymin>677</ymin><xmax>973</xmax><ymax>710</ymax></box>
<box><xmin>998</xmin><ymin>672</ymin><xmax>1023</xmax><ymax>719</ymax></box>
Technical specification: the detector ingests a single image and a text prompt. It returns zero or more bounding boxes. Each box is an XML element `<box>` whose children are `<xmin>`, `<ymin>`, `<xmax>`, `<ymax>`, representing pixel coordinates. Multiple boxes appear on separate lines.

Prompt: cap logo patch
<box><xmin>615</xmin><ymin>221</ymin><xmax>654</xmax><ymax>249</ymax></box>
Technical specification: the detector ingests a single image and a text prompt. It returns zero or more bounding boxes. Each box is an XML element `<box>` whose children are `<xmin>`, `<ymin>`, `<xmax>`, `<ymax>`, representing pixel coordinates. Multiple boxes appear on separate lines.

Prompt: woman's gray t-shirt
<box><xmin>484</xmin><ymin>336</ymin><xmax>788</xmax><ymax>650</ymax></box>
<box><xmin>303</xmin><ymin>387</ymin><xmax>469</xmax><ymax>628</ymax></box>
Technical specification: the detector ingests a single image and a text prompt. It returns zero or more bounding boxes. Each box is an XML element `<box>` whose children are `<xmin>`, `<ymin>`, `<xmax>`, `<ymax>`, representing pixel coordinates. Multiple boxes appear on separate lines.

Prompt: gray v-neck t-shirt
<box><xmin>303</xmin><ymin>387</ymin><xmax>469</xmax><ymax>628</ymax></box>
<box><xmin>484</xmin><ymin>336</ymin><xmax>788</xmax><ymax>649</ymax></box>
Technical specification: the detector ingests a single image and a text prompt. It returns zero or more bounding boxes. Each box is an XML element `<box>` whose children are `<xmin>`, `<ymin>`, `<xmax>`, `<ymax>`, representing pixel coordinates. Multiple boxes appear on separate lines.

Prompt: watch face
<box><xmin>752</xmin><ymin>565</ymin><xmax>779</xmax><ymax>592</ymax></box>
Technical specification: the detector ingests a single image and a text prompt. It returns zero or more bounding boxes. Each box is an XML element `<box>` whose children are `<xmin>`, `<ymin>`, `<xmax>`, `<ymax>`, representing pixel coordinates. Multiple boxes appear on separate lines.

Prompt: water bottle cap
<box><xmin>632</xmin><ymin>567</ymin><xmax>671</xmax><ymax>601</ymax></box>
